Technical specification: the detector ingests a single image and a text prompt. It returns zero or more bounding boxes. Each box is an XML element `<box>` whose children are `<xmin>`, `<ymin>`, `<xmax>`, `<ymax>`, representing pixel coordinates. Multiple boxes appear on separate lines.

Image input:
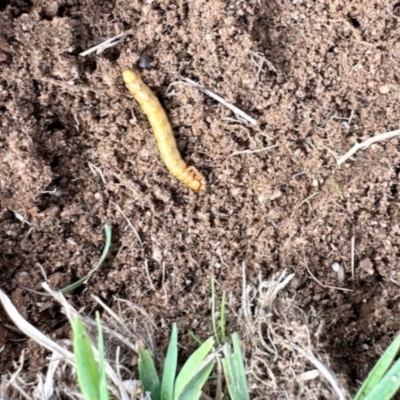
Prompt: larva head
<box><xmin>122</xmin><ymin>70</ymin><xmax>144</xmax><ymax>95</ymax></box>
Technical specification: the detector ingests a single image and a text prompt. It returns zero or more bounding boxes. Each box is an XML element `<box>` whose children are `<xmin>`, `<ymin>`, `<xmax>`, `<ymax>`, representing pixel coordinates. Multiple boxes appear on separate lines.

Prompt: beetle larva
<box><xmin>122</xmin><ymin>69</ymin><xmax>206</xmax><ymax>192</ymax></box>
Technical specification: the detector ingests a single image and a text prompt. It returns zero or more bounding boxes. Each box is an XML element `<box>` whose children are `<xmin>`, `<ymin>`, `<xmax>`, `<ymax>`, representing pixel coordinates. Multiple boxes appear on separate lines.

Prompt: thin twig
<box><xmin>337</xmin><ymin>128</ymin><xmax>400</xmax><ymax>165</ymax></box>
<box><xmin>303</xmin><ymin>252</ymin><xmax>352</xmax><ymax>292</ymax></box>
<box><xmin>241</xmin><ymin>262</ymin><xmax>249</xmax><ymax>324</ymax></box>
<box><xmin>39</xmin><ymin>351</ymin><xmax>60</xmax><ymax>399</ymax></box>
<box><xmin>38</xmin><ymin>77</ymin><xmax>120</xmax><ymax>97</ymax></box>
<box><xmin>298</xmin><ymin>192</ymin><xmax>319</xmax><ymax>209</ymax></box>
<box><xmin>351</xmin><ymin>236</ymin><xmax>355</xmax><ymax>280</ymax></box>
<box><xmin>230</xmin><ymin>144</ymin><xmax>278</xmax><ymax>156</ymax></box>
<box><xmin>0</xmin><ymin>290</ymin><xmax>74</xmax><ymax>361</ymax></box>
<box><xmin>111</xmin><ymin>201</ymin><xmax>143</xmax><ymax>246</ymax></box>
<box><xmin>292</xmin><ymin>344</ymin><xmax>346</xmax><ymax>400</ymax></box>
<box><xmin>167</xmin><ymin>78</ymin><xmax>257</xmax><ymax>126</ymax></box>
<box><xmin>144</xmin><ymin>260</ymin><xmax>156</xmax><ymax>292</ymax></box>
<box><xmin>79</xmin><ymin>31</ymin><xmax>131</xmax><ymax>56</ymax></box>
<box><xmin>13</xmin><ymin>211</ymin><xmax>31</xmax><ymax>226</ymax></box>
<box><xmin>161</xmin><ymin>261</ymin><xmax>166</xmax><ymax>287</ymax></box>
<box><xmin>91</xmin><ymin>295</ymin><xmax>127</xmax><ymax>333</ymax></box>
<box><xmin>88</xmin><ymin>162</ymin><xmax>107</xmax><ymax>185</ymax></box>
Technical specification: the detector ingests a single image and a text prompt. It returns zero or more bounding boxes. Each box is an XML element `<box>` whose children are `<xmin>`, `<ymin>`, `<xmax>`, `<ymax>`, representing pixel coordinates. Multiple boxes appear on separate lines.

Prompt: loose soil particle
<box><xmin>1</xmin><ymin>0</ymin><xmax>400</xmax><ymax>396</ymax></box>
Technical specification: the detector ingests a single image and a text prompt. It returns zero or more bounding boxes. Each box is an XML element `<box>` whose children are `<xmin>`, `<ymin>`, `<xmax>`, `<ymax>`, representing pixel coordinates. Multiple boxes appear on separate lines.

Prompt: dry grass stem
<box><xmin>234</xmin><ymin>268</ymin><xmax>351</xmax><ymax>398</ymax></box>
<box><xmin>167</xmin><ymin>79</ymin><xmax>257</xmax><ymax>125</ymax></box>
<box><xmin>337</xmin><ymin>127</ymin><xmax>400</xmax><ymax>165</ymax></box>
<box><xmin>88</xmin><ymin>162</ymin><xmax>107</xmax><ymax>185</ymax></box>
<box><xmin>79</xmin><ymin>31</ymin><xmax>131</xmax><ymax>56</ymax></box>
<box><xmin>292</xmin><ymin>344</ymin><xmax>346</xmax><ymax>400</ymax></box>
<box><xmin>0</xmin><ymin>285</ymin><xmax>149</xmax><ymax>400</ymax></box>
<box><xmin>112</xmin><ymin>201</ymin><xmax>143</xmax><ymax>246</ymax></box>
<box><xmin>230</xmin><ymin>144</ymin><xmax>278</xmax><ymax>156</ymax></box>
<box><xmin>303</xmin><ymin>253</ymin><xmax>352</xmax><ymax>293</ymax></box>
<box><xmin>351</xmin><ymin>236</ymin><xmax>355</xmax><ymax>280</ymax></box>
<box><xmin>0</xmin><ymin>290</ymin><xmax>74</xmax><ymax>363</ymax></box>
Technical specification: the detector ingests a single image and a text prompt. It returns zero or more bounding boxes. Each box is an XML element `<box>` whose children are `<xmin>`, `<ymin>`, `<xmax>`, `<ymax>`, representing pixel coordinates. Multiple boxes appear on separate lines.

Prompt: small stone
<box><xmin>360</xmin><ymin>258</ymin><xmax>374</xmax><ymax>275</ymax></box>
<box><xmin>299</xmin><ymin>370</ymin><xmax>319</xmax><ymax>381</ymax></box>
<box><xmin>94</xmin><ymin>192</ymin><xmax>103</xmax><ymax>201</ymax></box>
<box><xmin>341</xmin><ymin>121</ymin><xmax>351</xmax><ymax>130</ymax></box>
<box><xmin>379</xmin><ymin>85</ymin><xmax>390</xmax><ymax>94</ymax></box>
<box><xmin>290</xmin><ymin>276</ymin><xmax>301</xmax><ymax>289</ymax></box>
<box><xmin>138</xmin><ymin>53</ymin><xmax>152</xmax><ymax>69</ymax></box>
<box><xmin>270</xmin><ymin>190</ymin><xmax>282</xmax><ymax>201</ymax></box>
<box><xmin>331</xmin><ymin>262</ymin><xmax>340</xmax><ymax>272</ymax></box>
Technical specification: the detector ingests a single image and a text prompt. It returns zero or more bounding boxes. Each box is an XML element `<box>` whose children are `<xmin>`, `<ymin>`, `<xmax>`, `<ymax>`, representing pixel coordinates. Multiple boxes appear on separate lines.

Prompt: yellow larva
<box><xmin>122</xmin><ymin>69</ymin><xmax>206</xmax><ymax>192</ymax></box>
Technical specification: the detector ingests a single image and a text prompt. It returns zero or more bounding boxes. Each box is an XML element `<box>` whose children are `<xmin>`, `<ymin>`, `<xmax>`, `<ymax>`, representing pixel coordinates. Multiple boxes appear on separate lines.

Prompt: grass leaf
<box><xmin>73</xmin><ymin>317</ymin><xmax>100</xmax><ymax>400</ymax></box>
<box><xmin>355</xmin><ymin>333</ymin><xmax>400</xmax><ymax>400</ymax></box>
<box><xmin>177</xmin><ymin>356</ymin><xmax>215</xmax><ymax>400</ymax></box>
<box><xmin>364</xmin><ymin>357</ymin><xmax>400</xmax><ymax>400</ymax></box>
<box><xmin>96</xmin><ymin>312</ymin><xmax>110</xmax><ymax>400</ymax></box>
<box><xmin>60</xmin><ymin>224</ymin><xmax>112</xmax><ymax>293</ymax></box>
<box><xmin>211</xmin><ymin>279</ymin><xmax>220</xmax><ymax>346</ymax></box>
<box><xmin>222</xmin><ymin>333</ymin><xmax>250</xmax><ymax>400</ymax></box>
<box><xmin>161</xmin><ymin>323</ymin><xmax>178</xmax><ymax>400</ymax></box>
<box><xmin>219</xmin><ymin>290</ymin><xmax>227</xmax><ymax>345</ymax></box>
<box><xmin>174</xmin><ymin>337</ymin><xmax>214</xmax><ymax>400</ymax></box>
<box><xmin>23</xmin><ymin>224</ymin><xmax>112</xmax><ymax>296</ymax></box>
<box><xmin>189</xmin><ymin>331</ymin><xmax>203</xmax><ymax>346</ymax></box>
<box><xmin>139</xmin><ymin>347</ymin><xmax>161</xmax><ymax>400</ymax></box>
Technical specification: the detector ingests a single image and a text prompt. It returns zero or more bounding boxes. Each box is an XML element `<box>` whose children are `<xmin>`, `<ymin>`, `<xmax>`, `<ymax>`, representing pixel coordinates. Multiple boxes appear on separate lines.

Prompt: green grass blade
<box><xmin>139</xmin><ymin>347</ymin><xmax>161</xmax><ymax>400</ymax></box>
<box><xmin>219</xmin><ymin>291</ymin><xmax>227</xmax><ymax>345</ymax></box>
<box><xmin>174</xmin><ymin>337</ymin><xmax>215</xmax><ymax>400</ymax></box>
<box><xmin>332</xmin><ymin>178</ymin><xmax>344</xmax><ymax>200</ymax></box>
<box><xmin>96</xmin><ymin>313</ymin><xmax>110</xmax><ymax>400</ymax></box>
<box><xmin>73</xmin><ymin>317</ymin><xmax>100</xmax><ymax>400</ymax></box>
<box><xmin>189</xmin><ymin>331</ymin><xmax>203</xmax><ymax>346</ymax></box>
<box><xmin>364</xmin><ymin>357</ymin><xmax>400</xmax><ymax>400</ymax></box>
<box><xmin>354</xmin><ymin>334</ymin><xmax>400</xmax><ymax>400</ymax></box>
<box><xmin>161</xmin><ymin>323</ymin><xmax>178</xmax><ymax>400</ymax></box>
<box><xmin>177</xmin><ymin>356</ymin><xmax>216</xmax><ymax>400</ymax></box>
<box><xmin>60</xmin><ymin>224</ymin><xmax>112</xmax><ymax>293</ymax></box>
<box><xmin>23</xmin><ymin>224</ymin><xmax>112</xmax><ymax>296</ymax></box>
<box><xmin>211</xmin><ymin>279</ymin><xmax>220</xmax><ymax>345</ymax></box>
<box><xmin>222</xmin><ymin>333</ymin><xmax>250</xmax><ymax>400</ymax></box>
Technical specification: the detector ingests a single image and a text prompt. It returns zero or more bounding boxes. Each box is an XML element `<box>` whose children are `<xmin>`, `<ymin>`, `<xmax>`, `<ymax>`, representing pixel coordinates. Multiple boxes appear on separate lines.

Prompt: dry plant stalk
<box><xmin>337</xmin><ymin>128</ymin><xmax>400</xmax><ymax>165</ymax></box>
<box><xmin>234</xmin><ymin>267</ymin><xmax>350</xmax><ymax>399</ymax></box>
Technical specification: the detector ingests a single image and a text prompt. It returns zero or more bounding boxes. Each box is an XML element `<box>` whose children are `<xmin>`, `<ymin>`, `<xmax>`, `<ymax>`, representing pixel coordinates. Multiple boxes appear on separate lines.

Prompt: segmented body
<box><xmin>122</xmin><ymin>70</ymin><xmax>206</xmax><ymax>192</ymax></box>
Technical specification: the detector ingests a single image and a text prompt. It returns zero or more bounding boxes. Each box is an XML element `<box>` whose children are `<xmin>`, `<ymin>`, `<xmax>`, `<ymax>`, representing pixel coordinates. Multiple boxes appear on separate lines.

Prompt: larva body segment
<box><xmin>122</xmin><ymin>70</ymin><xmax>206</xmax><ymax>192</ymax></box>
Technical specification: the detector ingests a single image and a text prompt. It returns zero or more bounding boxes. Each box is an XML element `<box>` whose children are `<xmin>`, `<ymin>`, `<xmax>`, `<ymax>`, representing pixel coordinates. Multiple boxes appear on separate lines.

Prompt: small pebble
<box><xmin>360</xmin><ymin>258</ymin><xmax>374</xmax><ymax>275</ymax></box>
<box><xmin>94</xmin><ymin>192</ymin><xmax>103</xmax><ymax>201</ymax></box>
<box><xmin>331</xmin><ymin>262</ymin><xmax>340</xmax><ymax>272</ymax></box>
<box><xmin>270</xmin><ymin>190</ymin><xmax>282</xmax><ymax>201</ymax></box>
<box><xmin>138</xmin><ymin>53</ymin><xmax>152</xmax><ymax>69</ymax></box>
<box><xmin>299</xmin><ymin>369</ymin><xmax>319</xmax><ymax>381</ymax></box>
<box><xmin>379</xmin><ymin>85</ymin><xmax>390</xmax><ymax>94</ymax></box>
<box><xmin>341</xmin><ymin>121</ymin><xmax>351</xmax><ymax>130</ymax></box>
<box><xmin>290</xmin><ymin>276</ymin><xmax>301</xmax><ymax>289</ymax></box>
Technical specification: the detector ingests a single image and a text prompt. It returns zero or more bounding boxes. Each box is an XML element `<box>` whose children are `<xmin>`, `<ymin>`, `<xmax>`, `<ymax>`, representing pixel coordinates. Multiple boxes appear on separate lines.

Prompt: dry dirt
<box><xmin>2</xmin><ymin>0</ymin><xmax>400</xmax><ymax>398</ymax></box>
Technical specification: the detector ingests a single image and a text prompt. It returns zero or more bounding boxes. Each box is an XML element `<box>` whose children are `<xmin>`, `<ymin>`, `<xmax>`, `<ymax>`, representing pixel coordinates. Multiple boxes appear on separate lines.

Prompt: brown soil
<box><xmin>2</xmin><ymin>0</ymin><xmax>400</xmax><ymax>397</ymax></box>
